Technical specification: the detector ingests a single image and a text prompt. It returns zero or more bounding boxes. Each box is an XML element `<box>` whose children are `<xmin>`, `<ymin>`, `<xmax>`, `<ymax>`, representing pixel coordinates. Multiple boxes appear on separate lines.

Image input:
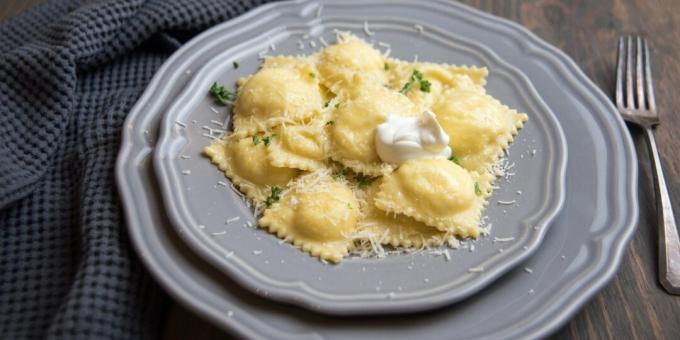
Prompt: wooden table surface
<box><xmin>3</xmin><ymin>0</ymin><xmax>679</xmax><ymax>339</ymax></box>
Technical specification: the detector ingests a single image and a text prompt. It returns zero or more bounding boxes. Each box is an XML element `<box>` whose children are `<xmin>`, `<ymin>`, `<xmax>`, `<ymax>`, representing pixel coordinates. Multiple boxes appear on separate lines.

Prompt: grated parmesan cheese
<box><xmin>497</xmin><ymin>200</ymin><xmax>516</xmax><ymax>205</ymax></box>
<box><xmin>363</xmin><ymin>21</ymin><xmax>375</xmax><ymax>36</ymax></box>
<box><xmin>493</xmin><ymin>236</ymin><xmax>516</xmax><ymax>243</ymax></box>
<box><xmin>319</xmin><ymin>36</ymin><xmax>328</xmax><ymax>47</ymax></box>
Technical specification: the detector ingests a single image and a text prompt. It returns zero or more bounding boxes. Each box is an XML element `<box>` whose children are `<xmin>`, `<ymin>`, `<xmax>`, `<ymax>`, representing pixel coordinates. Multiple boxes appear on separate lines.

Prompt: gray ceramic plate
<box><xmin>116</xmin><ymin>0</ymin><xmax>638</xmax><ymax>338</ymax></box>
<box><xmin>151</xmin><ymin>0</ymin><xmax>567</xmax><ymax>315</ymax></box>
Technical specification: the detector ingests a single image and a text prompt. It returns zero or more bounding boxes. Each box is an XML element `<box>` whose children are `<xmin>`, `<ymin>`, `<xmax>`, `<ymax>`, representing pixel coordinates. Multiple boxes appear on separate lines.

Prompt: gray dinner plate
<box><xmin>151</xmin><ymin>0</ymin><xmax>567</xmax><ymax>315</ymax></box>
<box><xmin>116</xmin><ymin>0</ymin><xmax>638</xmax><ymax>339</ymax></box>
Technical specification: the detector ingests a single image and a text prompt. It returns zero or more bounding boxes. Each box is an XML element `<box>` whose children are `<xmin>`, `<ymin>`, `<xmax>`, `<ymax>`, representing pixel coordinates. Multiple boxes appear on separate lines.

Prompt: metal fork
<box><xmin>616</xmin><ymin>36</ymin><xmax>680</xmax><ymax>294</ymax></box>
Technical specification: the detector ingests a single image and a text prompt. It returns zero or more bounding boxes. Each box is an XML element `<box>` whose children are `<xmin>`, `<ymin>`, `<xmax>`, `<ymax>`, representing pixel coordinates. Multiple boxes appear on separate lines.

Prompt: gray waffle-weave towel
<box><xmin>0</xmin><ymin>0</ymin><xmax>270</xmax><ymax>338</ymax></box>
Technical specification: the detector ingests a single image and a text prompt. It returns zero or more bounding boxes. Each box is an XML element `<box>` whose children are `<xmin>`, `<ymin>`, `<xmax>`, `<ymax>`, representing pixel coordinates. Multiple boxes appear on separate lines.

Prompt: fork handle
<box><xmin>644</xmin><ymin>127</ymin><xmax>680</xmax><ymax>294</ymax></box>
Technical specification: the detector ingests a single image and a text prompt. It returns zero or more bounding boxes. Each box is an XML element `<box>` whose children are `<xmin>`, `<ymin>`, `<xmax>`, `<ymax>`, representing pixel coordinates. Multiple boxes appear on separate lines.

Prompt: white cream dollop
<box><xmin>375</xmin><ymin>110</ymin><xmax>452</xmax><ymax>165</ymax></box>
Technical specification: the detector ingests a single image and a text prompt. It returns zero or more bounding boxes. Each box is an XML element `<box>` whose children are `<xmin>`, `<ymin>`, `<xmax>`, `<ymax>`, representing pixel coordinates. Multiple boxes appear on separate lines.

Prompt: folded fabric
<box><xmin>0</xmin><ymin>1</ymin><xmax>270</xmax><ymax>338</ymax></box>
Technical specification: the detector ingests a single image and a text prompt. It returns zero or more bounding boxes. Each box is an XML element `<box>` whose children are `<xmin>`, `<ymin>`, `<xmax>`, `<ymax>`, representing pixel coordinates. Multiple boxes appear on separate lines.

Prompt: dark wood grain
<box><xmin>3</xmin><ymin>1</ymin><xmax>679</xmax><ymax>339</ymax></box>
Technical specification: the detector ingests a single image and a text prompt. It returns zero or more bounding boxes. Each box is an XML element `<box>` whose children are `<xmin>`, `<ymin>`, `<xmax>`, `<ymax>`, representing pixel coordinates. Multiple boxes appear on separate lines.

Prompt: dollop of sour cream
<box><xmin>375</xmin><ymin>110</ymin><xmax>452</xmax><ymax>165</ymax></box>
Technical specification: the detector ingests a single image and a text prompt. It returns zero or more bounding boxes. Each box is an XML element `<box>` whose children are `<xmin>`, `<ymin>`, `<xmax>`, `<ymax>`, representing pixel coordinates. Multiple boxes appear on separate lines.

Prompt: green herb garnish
<box><xmin>474</xmin><ymin>182</ymin><xmax>482</xmax><ymax>196</ymax></box>
<box><xmin>325</xmin><ymin>120</ymin><xmax>335</xmax><ymax>126</ymax></box>
<box><xmin>448</xmin><ymin>154</ymin><xmax>459</xmax><ymax>165</ymax></box>
<box><xmin>309</xmin><ymin>72</ymin><xmax>316</xmax><ymax>78</ymax></box>
<box><xmin>412</xmin><ymin>69</ymin><xmax>424</xmax><ymax>81</ymax></box>
<box><xmin>324</xmin><ymin>101</ymin><xmax>330</xmax><ymax>108</ymax></box>
<box><xmin>384</xmin><ymin>62</ymin><xmax>389</xmax><ymax>71</ymax></box>
<box><xmin>210</xmin><ymin>82</ymin><xmax>234</xmax><ymax>105</ymax></box>
<box><xmin>331</xmin><ymin>167</ymin><xmax>349</xmax><ymax>180</ymax></box>
<box><xmin>334</xmin><ymin>103</ymin><xmax>340</xmax><ymax>109</ymax></box>
<box><xmin>265</xmin><ymin>186</ymin><xmax>282</xmax><ymax>207</ymax></box>
<box><xmin>399</xmin><ymin>81</ymin><xmax>413</xmax><ymax>94</ymax></box>
<box><xmin>233</xmin><ymin>61</ymin><xmax>239</xmax><ymax>69</ymax></box>
<box><xmin>419</xmin><ymin>79</ymin><xmax>431</xmax><ymax>92</ymax></box>
<box><xmin>262</xmin><ymin>134</ymin><xmax>276</xmax><ymax>146</ymax></box>
<box><xmin>398</xmin><ymin>69</ymin><xmax>430</xmax><ymax>95</ymax></box>
<box><xmin>357</xmin><ymin>175</ymin><xmax>375</xmax><ymax>189</ymax></box>
<box><xmin>252</xmin><ymin>135</ymin><xmax>261</xmax><ymax>145</ymax></box>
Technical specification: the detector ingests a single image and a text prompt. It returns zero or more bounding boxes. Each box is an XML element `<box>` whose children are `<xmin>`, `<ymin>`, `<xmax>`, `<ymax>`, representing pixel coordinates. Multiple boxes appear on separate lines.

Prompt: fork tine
<box><xmin>644</xmin><ymin>38</ymin><xmax>657</xmax><ymax>112</ymax></box>
<box><xmin>625</xmin><ymin>36</ymin><xmax>635</xmax><ymax>109</ymax></box>
<box><xmin>615</xmin><ymin>37</ymin><xmax>625</xmax><ymax>109</ymax></box>
<box><xmin>636</xmin><ymin>37</ymin><xmax>645</xmax><ymax>109</ymax></box>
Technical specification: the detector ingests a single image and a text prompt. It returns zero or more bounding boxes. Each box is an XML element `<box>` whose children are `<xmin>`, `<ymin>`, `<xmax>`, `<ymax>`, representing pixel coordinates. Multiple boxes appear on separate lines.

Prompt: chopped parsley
<box><xmin>448</xmin><ymin>154</ymin><xmax>459</xmax><ymax>165</ymax></box>
<box><xmin>325</xmin><ymin>120</ymin><xmax>335</xmax><ymax>126</ymax></box>
<box><xmin>419</xmin><ymin>79</ymin><xmax>431</xmax><ymax>92</ymax></box>
<box><xmin>384</xmin><ymin>62</ymin><xmax>389</xmax><ymax>71</ymax></box>
<box><xmin>331</xmin><ymin>167</ymin><xmax>349</xmax><ymax>180</ymax></box>
<box><xmin>356</xmin><ymin>175</ymin><xmax>375</xmax><ymax>189</ymax></box>
<box><xmin>334</xmin><ymin>103</ymin><xmax>340</xmax><ymax>109</ymax></box>
<box><xmin>398</xmin><ymin>69</ymin><xmax>431</xmax><ymax>95</ymax></box>
<box><xmin>233</xmin><ymin>61</ymin><xmax>239</xmax><ymax>69</ymax></box>
<box><xmin>252</xmin><ymin>135</ymin><xmax>261</xmax><ymax>145</ymax></box>
<box><xmin>262</xmin><ymin>134</ymin><xmax>276</xmax><ymax>146</ymax></box>
<box><xmin>309</xmin><ymin>72</ymin><xmax>316</xmax><ymax>78</ymax></box>
<box><xmin>474</xmin><ymin>182</ymin><xmax>482</xmax><ymax>196</ymax></box>
<box><xmin>265</xmin><ymin>186</ymin><xmax>282</xmax><ymax>207</ymax></box>
<box><xmin>412</xmin><ymin>69</ymin><xmax>424</xmax><ymax>81</ymax></box>
<box><xmin>399</xmin><ymin>81</ymin><xmax>413</xmax><ymax>95</ymax></box>
<box><xmin>209</xmin><ymin>82</ymin><xmax>235</xmax><ymax>105</ymax></box>
<box><xmin>324</xmin><ymin>101</ymin><xmax>330</xmax><ymax>108</ymax></box>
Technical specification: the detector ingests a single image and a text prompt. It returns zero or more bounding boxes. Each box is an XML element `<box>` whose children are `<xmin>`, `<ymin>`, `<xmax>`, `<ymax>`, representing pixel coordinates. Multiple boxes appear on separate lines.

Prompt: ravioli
<box><xmin>259</xmin><ymin>174</ymin><xmax>359</xmax><ymax>262</ymax></box>
<box><xmin>328</xmin><ymin>75</ymin><xmax>416</xmax><ymax>175</ymax></box>
<box><xmin>433</xmin><ymin>86</ymin><xmax>528</xmax><ymax>173</ymax></box>
<box><xmin>204</xmin><ymin>135</ymin><xmax>300</xmax><ymax>202</ymax></box>
<box><xmin>233</xmin><ymin>67</ymin><xmax>323</xmax><ymax>134</ymax></box>
<box><xmin>374</xmin><ymin>159</ymin><xmax>483</xmax><ymax>238</ymax></box>
<box><xmin>357</xmin><ymin>180</ymin><xmax>450</xmax><ymax>248</ymax></box>
<box><xmin>317</xmin><ymin>33</ymin><xmax>387</xmax><ymax>92</ymax></box>
<box><xmin>389</xmin><ymin>61</ymin><xmax>488</xmax><ymax>113</ymax></box>
<box><xmin>266</xmin><ymin>121</ymin><xmax>329</xmax><ymax>171</ymax></box>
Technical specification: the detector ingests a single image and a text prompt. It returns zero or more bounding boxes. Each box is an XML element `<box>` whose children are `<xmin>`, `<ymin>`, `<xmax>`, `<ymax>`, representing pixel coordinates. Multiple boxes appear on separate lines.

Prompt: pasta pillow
<box><xmin>374</xmin><ymin>158</ymin><xmax>482</xmax><ymax>238</ymax></box>
<box><xmin>204</xmin><ymin>135</ymin><xmax>300</xmax><ymax>202</ymax></box>
<box><xmin>259</xmin><ymin>174</ymin><xmax>359</xmax><ymax>263</ymax></box>
<box><xmin>318</xmin><ymin>33</ymin><xmax>387</xmax><ymax>92</ymax></box>
<box><xmin>233</xmin><ymin>67</ymin><xmax>323</xmax><ymax>134</ymax></box>
<box><xmin>328</xmin><ymin>75</ymin><xmax>416</xmax><ymax>176</ymax></box>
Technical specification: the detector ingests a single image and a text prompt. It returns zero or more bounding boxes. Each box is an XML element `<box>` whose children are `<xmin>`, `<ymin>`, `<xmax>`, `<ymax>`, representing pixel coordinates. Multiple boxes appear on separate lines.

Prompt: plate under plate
<box><xmin>116</xmin><ymin>0</ymin><xmax>637</xmax><ymax>338</ymax></box>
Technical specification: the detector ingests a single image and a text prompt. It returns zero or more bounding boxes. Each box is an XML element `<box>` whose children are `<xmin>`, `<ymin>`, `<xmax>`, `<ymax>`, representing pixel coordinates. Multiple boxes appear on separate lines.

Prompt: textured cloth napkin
<box><xmin>0</xmin><ymin>0</ymin><xmax>270</xmax><ymax>338</ymax></box>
